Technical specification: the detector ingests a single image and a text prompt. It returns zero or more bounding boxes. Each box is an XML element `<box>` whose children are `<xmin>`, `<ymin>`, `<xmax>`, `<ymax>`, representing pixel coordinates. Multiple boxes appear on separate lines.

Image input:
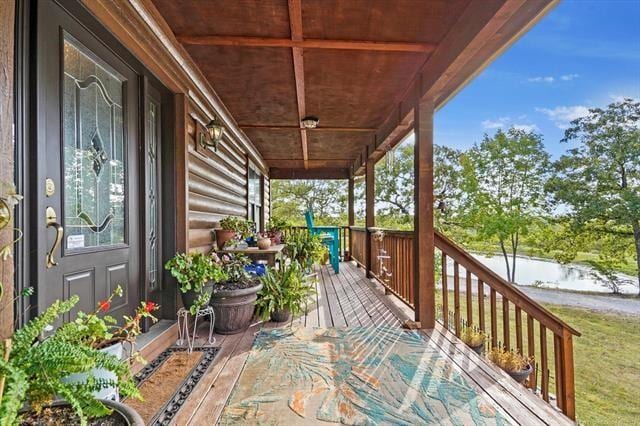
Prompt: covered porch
<box><xmin>173</xmin><ymin>262</ymin><xmax>572</xmax><ymax>425</ymax></box>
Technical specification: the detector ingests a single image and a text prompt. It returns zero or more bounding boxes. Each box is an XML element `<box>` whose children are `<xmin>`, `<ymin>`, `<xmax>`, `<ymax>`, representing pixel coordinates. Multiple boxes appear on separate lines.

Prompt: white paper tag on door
<box><xmin>67</xmin><ymin>235</ymin><xmax>85</xmax><ymax>249</ymax></box>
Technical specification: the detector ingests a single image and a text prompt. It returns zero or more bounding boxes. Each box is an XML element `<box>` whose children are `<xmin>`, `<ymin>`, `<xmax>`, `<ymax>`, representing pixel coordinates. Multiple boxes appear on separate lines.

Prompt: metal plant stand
<box><xmin>177</xmin><ymin>306</ymin><xmax>216</xmax><ymax>353</ymax></box>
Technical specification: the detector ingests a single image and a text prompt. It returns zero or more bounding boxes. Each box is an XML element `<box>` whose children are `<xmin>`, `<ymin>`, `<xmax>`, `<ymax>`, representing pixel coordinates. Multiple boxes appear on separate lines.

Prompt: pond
<box><xmin>465</xmin><ymin>254</ymin><xmax>638</xmax><ymax>294</ymax></box>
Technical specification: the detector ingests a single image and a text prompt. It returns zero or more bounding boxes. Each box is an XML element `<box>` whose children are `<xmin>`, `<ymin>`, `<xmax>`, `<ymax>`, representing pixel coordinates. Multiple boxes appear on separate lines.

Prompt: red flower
<box><xmin>98</xmin><ymin>300</ymin><xmax>110</xmax><ymax>313</ymax></box>
<box><xmin>144</xmin><ymin>301</ymin><xmax>157</xmax><ymax>313</ymax></box>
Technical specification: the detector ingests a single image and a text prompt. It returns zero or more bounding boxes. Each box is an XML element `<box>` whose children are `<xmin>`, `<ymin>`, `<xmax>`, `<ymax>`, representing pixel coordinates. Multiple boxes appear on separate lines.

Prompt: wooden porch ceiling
<box><xmin>151</xmin><ymin>0</ymin><xmax>556</xmax><ymax>178</ymax></box>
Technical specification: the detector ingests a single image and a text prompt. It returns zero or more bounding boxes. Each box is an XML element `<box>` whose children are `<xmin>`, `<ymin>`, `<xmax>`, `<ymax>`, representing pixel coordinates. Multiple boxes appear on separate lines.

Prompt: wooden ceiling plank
<box><xmin>176</xmin><ymin>35</ymin><xmax>435</xmax><ymax>53</ymax></box>
<box><xmin>270</xmin><ymin>167</ymin><xmax>350</xmax><ymax>180</ymax></box>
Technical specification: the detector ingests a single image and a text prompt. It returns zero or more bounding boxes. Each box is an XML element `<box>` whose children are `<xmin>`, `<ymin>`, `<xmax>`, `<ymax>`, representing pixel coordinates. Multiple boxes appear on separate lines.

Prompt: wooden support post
<box><xmin>365</xmin><ymin>157</ymin><xmax>375</xmax><ymax>277</ymax></box>
<box><xmin>347</xmin><ymin>176</ymin><xmax>354</xmax><ymax>261</ymax></box>
<box><xmin>413</xmin><ymin>98</ymin><xmax>435</xmax><ymax>329</ymax></box>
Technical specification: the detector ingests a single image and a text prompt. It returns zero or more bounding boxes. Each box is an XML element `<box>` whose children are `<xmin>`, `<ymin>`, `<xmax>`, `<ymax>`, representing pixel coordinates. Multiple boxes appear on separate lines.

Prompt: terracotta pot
<box><xmin>269</xmin><ymin>230</ymin><xmax>283</xmax><ymax>245</ymax></box>
<box><xmin>215</xmin><ymin>229</ymin><xmax>237</xmax><ymax>249</ymax></box>
<box><xmin>270</xmin><ymin>308</ymin><xmax>291</xmax><ymax>322</ymax></box>
<box><xmin>210</xmin><ymin>282</ymin><xmax>263</xmax><ymax>334</ymax></box>
<box><xmin>506</xmin><ymin>363</ymin><xmax>533</xmax><ymax>385</ymax></box>
<box><xmin>257</xmin><ymin>237</ymin><xmax>272</xmax><ymax>250</ymax></box>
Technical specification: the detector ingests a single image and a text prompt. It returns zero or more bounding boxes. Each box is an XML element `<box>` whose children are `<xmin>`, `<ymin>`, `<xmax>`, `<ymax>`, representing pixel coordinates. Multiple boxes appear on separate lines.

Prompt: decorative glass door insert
<box><xmin>62</xmin><ymin>34</ymin><xmax>126</xmax><ymax>250</ymax></box>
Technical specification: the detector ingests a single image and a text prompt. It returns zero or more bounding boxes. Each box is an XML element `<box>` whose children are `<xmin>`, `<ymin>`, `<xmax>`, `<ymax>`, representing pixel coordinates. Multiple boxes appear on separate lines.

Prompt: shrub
<box><xmin>487</xmin><ymin>347</ymin><xmax>531</xmax><ymax>373</ymax></box>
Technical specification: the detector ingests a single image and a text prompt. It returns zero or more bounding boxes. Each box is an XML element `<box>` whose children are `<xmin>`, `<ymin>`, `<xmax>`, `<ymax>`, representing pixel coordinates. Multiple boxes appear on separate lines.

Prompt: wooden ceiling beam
<box><xmin>239</xmin><ymin>124</ymin><xmax>376</xmax><ymax>132</ymax></box>
<box><xmin>288</xmin><ymin>0</ymin><xmax>308</xmax><ymax>168</ymax></box>
<box><xmin>270</xmin><ymin>167</ymin><xmax>350</xmax><ymax>180</ymax></box>
<box><xmin>176</xmin><ymin>35</ymin><xmax>436</xmax><ymax>53</ymax></box>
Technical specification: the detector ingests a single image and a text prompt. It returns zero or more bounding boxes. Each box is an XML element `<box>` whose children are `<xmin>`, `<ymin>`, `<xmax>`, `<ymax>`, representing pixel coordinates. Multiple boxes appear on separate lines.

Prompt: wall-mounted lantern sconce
<box><xmin>199</xmin><ymin>115</ymin><xmax>225</xmax><ymax>151</ymax></box>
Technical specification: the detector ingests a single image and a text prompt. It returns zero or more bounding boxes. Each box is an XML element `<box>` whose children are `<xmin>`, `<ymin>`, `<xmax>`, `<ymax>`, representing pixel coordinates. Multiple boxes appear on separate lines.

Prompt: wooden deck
<box><xmin>172</xmin><ymin>262</ymin><xmax>573</xmax><ymax>425</ymax></box>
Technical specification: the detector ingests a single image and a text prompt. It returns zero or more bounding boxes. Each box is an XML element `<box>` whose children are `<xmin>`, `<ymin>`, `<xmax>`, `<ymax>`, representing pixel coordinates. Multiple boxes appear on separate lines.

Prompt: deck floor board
<box><xmin>177</xmin><ymin>262</ymin><xmax>572</xmax><ymax>426</ymax></box>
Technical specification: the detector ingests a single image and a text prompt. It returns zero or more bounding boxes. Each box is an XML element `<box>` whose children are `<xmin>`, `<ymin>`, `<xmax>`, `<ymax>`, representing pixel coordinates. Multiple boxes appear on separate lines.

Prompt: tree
<box><xmin>271</xmin><ymin>180</ymin><xmax>347</xmax><ymax>226</ymax></box>
<box><xmin>547</xmin><ymin>98</ymin><xmax>640</xmax><ymax>294</ymax></box>
<box><xmin>460</xmin><ymin>128</ymin><xmax>550</xmax><ymax>283</ymax></box>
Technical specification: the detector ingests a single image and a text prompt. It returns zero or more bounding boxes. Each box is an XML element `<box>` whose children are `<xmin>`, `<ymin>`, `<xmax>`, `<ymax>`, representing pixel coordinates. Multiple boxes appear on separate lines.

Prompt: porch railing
<box><xmin>349</xmin><ymin>226</ymin><xmax>579</xmax><ymax>420</ymax></box>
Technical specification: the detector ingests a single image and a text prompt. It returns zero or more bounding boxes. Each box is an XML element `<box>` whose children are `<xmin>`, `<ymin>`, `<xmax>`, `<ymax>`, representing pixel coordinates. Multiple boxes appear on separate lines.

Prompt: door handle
<box><xmin>45</xmin><ymin>206</ymin><xmax>63</xmax><ymax>268</ymax></box>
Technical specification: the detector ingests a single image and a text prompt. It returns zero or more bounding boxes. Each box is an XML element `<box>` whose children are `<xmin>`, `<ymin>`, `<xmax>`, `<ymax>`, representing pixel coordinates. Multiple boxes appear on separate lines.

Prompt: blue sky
<box><xmin>435</xmin><ymin>0</ymin><xmax>640</xmax><ymax>158</ymax></box>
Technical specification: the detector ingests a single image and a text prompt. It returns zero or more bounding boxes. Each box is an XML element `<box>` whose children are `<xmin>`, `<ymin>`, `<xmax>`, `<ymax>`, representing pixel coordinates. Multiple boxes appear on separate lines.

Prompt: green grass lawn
<box><xmin>436</xmin><ymin>290</ymin><xmax>640</xmax><ymax>425</ymax></box>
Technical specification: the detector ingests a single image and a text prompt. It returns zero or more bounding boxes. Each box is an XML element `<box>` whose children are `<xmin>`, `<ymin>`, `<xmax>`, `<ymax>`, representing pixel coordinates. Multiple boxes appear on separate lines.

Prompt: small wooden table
<box><xmin>217</xmin><ymin>244</ymin><xmax>285</xmax><ymax>266</ymax></box>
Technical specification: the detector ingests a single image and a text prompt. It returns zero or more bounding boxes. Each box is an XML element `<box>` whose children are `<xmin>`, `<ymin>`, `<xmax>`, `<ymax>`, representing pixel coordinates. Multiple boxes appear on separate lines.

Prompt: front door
<box><xmin>35</xmin><ymin>0</ymin><xmax>140</xmax><ymax>319</ymax></box>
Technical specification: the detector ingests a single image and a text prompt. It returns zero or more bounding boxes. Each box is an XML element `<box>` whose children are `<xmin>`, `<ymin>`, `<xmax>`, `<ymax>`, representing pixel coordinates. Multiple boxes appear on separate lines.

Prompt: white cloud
<box><xmin>512</xmin><ymin>123</ymin><xmax>540</xmax><ymax>132</ymax></box>
<box><xmin>481</xmin><ymin>117</ymin><xmax>510</xmax><ymax>129</ymax></box>
<box><xmin>481</xmin><ymin>117</ymin><xmax>539</xmax><ymax>133</ymax></box>
<box><xmin>527</xmin><ymin>76</ymin><xmax>555</xmax><ymax>83</ymax></box>
<box><xmin>560</xmin><ymin>73</ymin><xmax>580</xmax><ymax>81</ymax></box>
<box><xmin>536</xmin><ymin>105</ymin><xmax>590</xmax><ymax>129</ymax></box>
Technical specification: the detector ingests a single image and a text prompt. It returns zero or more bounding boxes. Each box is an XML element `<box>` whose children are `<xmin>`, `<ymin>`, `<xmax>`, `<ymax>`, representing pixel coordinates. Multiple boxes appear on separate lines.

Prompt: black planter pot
<box><xmin>469</xmin><ymin>343</ymin><xmax>484</xmax><ymax>356</ymax></box>
<box><xmin>180</xmin><ymin>282</ymin><xmax>214</xmax><ymax>312</ymax></box>
<box><xmin>270</xmin><ymin>308</ymin><xmax>291</xmax><ymax>322</ymax></box>
<box><xmin>507</xmin><ymin>363</ymin><xmax>533</xmax><ymax>385</ymax></box>
<box><xmin>210</xmin><ymin>282</ymin><xmax>263</xmax><ymax>334</ymax></box>
<box><xmin>20</xmin><ymin>399</ymin><xmax>144</xmax><ymax>425</ymax></box>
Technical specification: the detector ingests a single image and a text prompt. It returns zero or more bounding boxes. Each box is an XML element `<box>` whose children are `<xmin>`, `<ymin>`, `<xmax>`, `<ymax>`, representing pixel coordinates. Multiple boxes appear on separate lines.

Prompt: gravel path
<box><xmin>515</xmin><ymin>285</ymin><xmax>640</xmax><ymax>316</ymax></box>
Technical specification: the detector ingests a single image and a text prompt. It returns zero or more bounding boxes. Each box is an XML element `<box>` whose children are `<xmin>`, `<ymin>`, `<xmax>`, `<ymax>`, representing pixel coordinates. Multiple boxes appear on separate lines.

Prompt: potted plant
<box><xmin>255</xmin><ymin>260</ymin><xmax>316</xmax><ymax>322</ymax></box>
<box><xmin>0</xmin><ymin>296</ymin><xmax>144</xmax><ymax>425</ymax></box>
<box><xmin>284</xmin><ymin>231</ymin><xmax>327</xmax><ymax>272</ymax></box>
<box><xmin>165</xmin><ymin>251</ymin><xmax>228</xmax><ymax>315</ymax></box>
<box><xmin>58</xmin><ymin>285</ymin><xmax>159</xmax><ymax>400</ymax></box>
<box><xmin>257</xmin><ymin>233</ymin><xmax>272</xmax><ymax>250</ymax></box>
<box><xmin>266</xmin><ymin>217</ymin><xmax>289</xmax><ymax>245</ymax></box>
<box><xmin>210</xmin><ymin>254</ymin><xmax>263</xmax><ymax>334</ymax></box>
<box><xmin>487</xmin><ymin>347</ymin><xmax>533</xmax><ymax>384</ymax></box>
<box><xmin>460</xmin><ymin>326</ymin><xmax>486</xmax><ymax>355</ymax></box>
<box><xmin>215</xmin><ymin>216</ymin><xmax>253</xmax><ymax>249</ymax></box>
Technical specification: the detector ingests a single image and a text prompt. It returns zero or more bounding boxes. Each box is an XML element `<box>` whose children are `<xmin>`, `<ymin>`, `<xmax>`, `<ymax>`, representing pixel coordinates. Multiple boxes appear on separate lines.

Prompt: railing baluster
<box><xmin>466</xmin><ymin>269</ymin><xmax>473</xmax><ymax>325</ymax></box>
<box><xmin>490</xmin><ymin>288</ymin><xmax>497</xmax><ymax>348</ymax></box>
<box><xmin>502</xmin><ymin>297</ymin><xmax>510</xmax><ymax>350</ymax></box>
<box><xmin>540</xmin><ymin>324</ymin><xmax>549</xmax><ymax>402</ymax></box>
<box><xmin>477</xmin><ymin>279</ymin><xmax>485</xmax><ymax>331</ymax></box>
<box><xmin>453</xmin><ymin>261</ymin><xmax>461</xmax><ymax>336</ymax></box>
<box><xmin>527</xmin><ymin>314</ymin><xmax>536</xmax><ymax>390</ymax></box>
<box><xmin>554</xmin><ymin>334</ymin><xmax>564</xmax><ymax>412</ymax></box>
<box><xmin>441</xmin><ymin>253</ymin><xmax>448</xmax><ymax>329</ymax></box>
<box><xmin>515</xmin><ymin>306</ymin><xmax>523</xmax><ymax>354</ymax></box>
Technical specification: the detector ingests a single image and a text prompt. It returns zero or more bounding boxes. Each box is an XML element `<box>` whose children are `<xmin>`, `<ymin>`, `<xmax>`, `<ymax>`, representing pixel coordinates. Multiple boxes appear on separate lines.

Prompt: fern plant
<box><xmin>255</xmin><ymin>260</ymin><xmax>316</xmax><ymax>320</ymax></box>
<box><xmin>0</xmin><ymin>296</ymin><xmax>141</xmax><ymax>425</ymax></box>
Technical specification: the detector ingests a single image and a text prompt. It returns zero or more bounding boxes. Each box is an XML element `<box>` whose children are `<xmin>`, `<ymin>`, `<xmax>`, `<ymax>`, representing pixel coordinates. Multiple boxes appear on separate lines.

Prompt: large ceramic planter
<box><xmin>270</xmin><ymin>308</ymin><xmax>291</xmax><ymax>322</ymax></box>
<box><xmin>20</xmin><ymin>398</ymin><xmax>144</xmax><ymax>425</ymax></box>
<box><xmin>269</xmin><ymin>230</ymin><xmax>283</xmax><ymax>245</ymax></box>
<box><xmin>181</xmin><ymin>282</ymin><xmax>214</xmax><ymax>312</ymax></box>
<box><xmin>506</xmin><ymin>363</ymin><xmax>533</xmax><ymax>385</ymax></box>
<box><xmin>215</xmin><ymin>229</ymin><xmax>237</xmax><ymax>249</ymax></box>
<box><xmin>63</xmin><ymin>342</ymin><xmax>123</xmax><ymax>400</ymax></box>
<box><xmin>210</xmin><ymin>283</ymin><xmax>263</xmax><ymax>334</ymax></box>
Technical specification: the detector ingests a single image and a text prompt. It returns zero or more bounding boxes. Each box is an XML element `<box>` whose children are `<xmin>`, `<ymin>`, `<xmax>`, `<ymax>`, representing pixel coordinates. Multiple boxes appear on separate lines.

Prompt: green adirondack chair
<box><xmin>304</xmin><ymin>211</ymin><xmax>340</xmax><ymax>273</ymax></box>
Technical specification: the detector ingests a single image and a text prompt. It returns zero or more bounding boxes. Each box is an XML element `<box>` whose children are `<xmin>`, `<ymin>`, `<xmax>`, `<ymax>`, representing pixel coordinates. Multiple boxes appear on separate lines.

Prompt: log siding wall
<box><xmin>186</xmin><ymin>103</ymin><xmax>269</xmax><ymax>253</ymax></box>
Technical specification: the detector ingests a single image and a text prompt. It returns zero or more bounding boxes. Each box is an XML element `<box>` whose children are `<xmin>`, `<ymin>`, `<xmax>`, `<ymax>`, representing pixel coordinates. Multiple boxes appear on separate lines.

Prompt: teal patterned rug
<box><xmin>221</xmin><ymin>326</ymin><xmax>511</xmax><ymax>425</ymax></box>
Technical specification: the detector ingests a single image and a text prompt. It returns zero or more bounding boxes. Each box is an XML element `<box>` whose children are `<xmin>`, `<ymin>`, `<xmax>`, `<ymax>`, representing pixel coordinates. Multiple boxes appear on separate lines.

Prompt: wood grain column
<box><xmin>174</xmin><ymin>94</ymin><xmax>189</xmax><ymax>253</ymax></box>
<box><xmin>347</xmin><ymin>176</ymin><xmax>354</xmax><ymax>261</ymax></box>
<box><xmin>413</xmin><ymin>98</ymin><xmax>435</xmax><ymax>329</ymax></box>
<box><xmin>0</xmin><ymin>0</ymin><xmax>15</xmax><ymax>340</ymax></box>
<box><xmin>365</xmin><ymin>157</ymin><xmax>375</xmax><ymax>277</ymax></box>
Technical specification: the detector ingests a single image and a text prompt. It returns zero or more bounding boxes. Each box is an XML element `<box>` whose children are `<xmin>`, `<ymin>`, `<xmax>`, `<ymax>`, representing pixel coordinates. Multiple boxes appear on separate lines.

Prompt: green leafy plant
<box><xmin>266</xmin><ymin>217</ymin><xmax>290</xmax><ymax>232</ymax></box>
<box><xmin>0</xmin><ymin>297</ymin><xmax>141</xmax><ymax>425</ymax></box>
<box><xmin>255</xmin><ymin>260</ymin><xmax>315</xmax><ymax>320</ymax></box>
<box><xmin>219</xmin><ymin>216</ymin><xmax>253</xmax><ymax>239</ymax></box>
<box><xmin>487</xmin><ymin>347</ymin><xmax>532</xmax><ymax>373</ymax></box>
<box><xmin>218</xmin><ymin>253</ymin><xmax>251</xmax><ymax>283</ymax></box>
<box><xmin>56</xmin><ymin>285</ymin><xmax>159</xmax><ymax>352</ymax></box>
<box><xmin>284</xmin><ymin>232</ymin><xmax>327</xmax><ymax>271</ymax></box>
<box><xmin>165</xmin><ymin>252</ymin><xmax>228</xmax><ymax>314</ymax></box>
